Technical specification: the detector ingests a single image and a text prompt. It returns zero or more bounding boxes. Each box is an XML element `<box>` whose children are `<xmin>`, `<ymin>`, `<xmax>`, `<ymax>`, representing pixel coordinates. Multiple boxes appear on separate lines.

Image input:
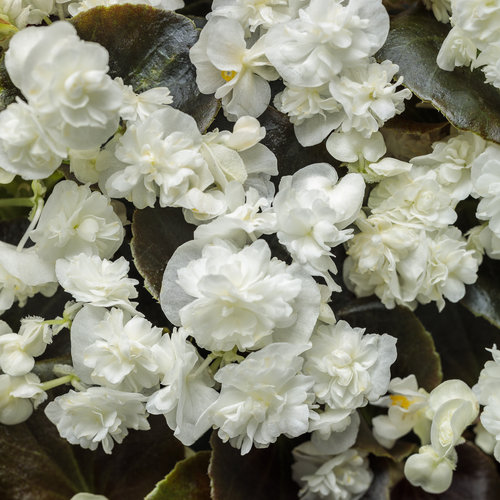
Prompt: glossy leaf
<box><xmin>461</xmin><ymin>258</ymin><xmax>500</xmax><ymax>330</ymax></box>
<box><xmin>72</xmin><ymin>5</ymin><xmax>219</xmax><ymax>131</ymax></box>
<box><xmin>209</xmin><ymin>433</ymin><xmax>299</xmax><ymax>500</ymax></box>
<box><xmin>377</xmin><ymin>9</ymin><xmax>500</xmax><ymax>144</ymax></box>
<box><xmin>338</xmin><ymin>299</ymin><xmax>442</xmax><ymax>392</ymax></box>
<box><xmin>145</xmin><ymin>451</ymin><xmax>211</xmax><ymax>500</ymax></box>
<box><xmin>0</xmin><ymin>411</ymin><xmax>184</xmax><ymax>500</ymax></box>
<box><xmin>131</xmin><ymin>206</ymin><xmax>194</xmax><ymax>299</ymax></box>
<box><xmin>0</xmin><ymin>58</ymin><xmax>18</xmax><ymax>111</ymax></box>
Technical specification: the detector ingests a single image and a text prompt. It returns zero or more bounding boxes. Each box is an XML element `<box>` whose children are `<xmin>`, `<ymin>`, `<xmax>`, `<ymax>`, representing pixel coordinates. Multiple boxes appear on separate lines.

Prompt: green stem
<box><xmin>0</xmin><ymin>197</ymin><xmax>35</xmax><ymax>208</ymax></box>
<box><xmin>44</xmin><ymin>318</ymin><xmax>69</xmax><ymax>326</ymax></box>
<box><xmin>40</xmin><ymin>375</ymin><xmax>73</xmax><ymax>391</ymax></box>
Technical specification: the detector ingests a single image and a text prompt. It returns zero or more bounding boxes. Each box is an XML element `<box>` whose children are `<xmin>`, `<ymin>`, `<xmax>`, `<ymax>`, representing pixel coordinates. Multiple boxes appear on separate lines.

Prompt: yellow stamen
<box><xmin>221</xmin><ymin>70</ymin><xmax>237</xmax><ymax>82</ymax></box>
<box><xmin>390</xmin><ymin>394</ymin><xmax>413</xmax><ymax>410</ymax></box>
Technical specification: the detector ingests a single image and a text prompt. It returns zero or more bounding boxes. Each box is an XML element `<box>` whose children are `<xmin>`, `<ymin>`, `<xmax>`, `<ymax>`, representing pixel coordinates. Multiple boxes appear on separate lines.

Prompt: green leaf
<box><xmin>0</xmin><ymin>57</ymin><xmax>18</xmax><ymax>112</ymax></box>
<box><xmin>338</xmin><ymin>299</ymin><xmax>442</xmax><ymax>392</ymax></box>
<box><xmin>209</xmin><ymin>433</ymin><xmax>299</xmax><ymax>500</ymax></box>
<box><xmin>377</xmin><ymin>9</ymin><xmax>500</xmax><ymax>144</ymax></box>
<box><xmin>361</xmin><ymin>458</ymin><xmax>393</xmax><ymax>500</ymax></box>
<box><xmin>72</xmin><ymin>5</ymin><xmax>219</xmax><ymax>131</ymax></box>
<box><xmin>390</xmin><ymin>442</ymin><xmax>500</xmax><ymax>499</ymax></box>
<box><xmin>0</xmin><ymin>412</ymin><xmax>184</xmax><ymax>500</ymax></box>
<box><xmin>145</xmin><ymin>451</ymin><xmax>211</xmax><ymax>500</ymax></box>
<box><xmin>131</xmin><ymin>206</ymin><xmax>194</xmax><ymax>300</ymax></box>
<box><xmin>461</xmin><ymin>258</ymin><xmax>500</xmax><ymax>330</ymax></box>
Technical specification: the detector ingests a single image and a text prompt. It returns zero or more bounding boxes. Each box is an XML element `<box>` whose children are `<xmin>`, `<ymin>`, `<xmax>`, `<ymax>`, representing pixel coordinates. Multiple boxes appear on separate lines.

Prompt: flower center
<box><xmin>221</xmin><ymin>70</ymin><xmax>237</xmax><ymax>82</ymax></box>
<box><xmin>390</xmin><ymin>394</ymin><xmax>413</xmax><ymax>409</ymax></box>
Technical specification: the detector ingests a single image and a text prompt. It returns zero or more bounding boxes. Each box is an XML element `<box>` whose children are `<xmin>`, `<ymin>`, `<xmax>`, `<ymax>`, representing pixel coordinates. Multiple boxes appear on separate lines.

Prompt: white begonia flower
<box><xmin>45</xmin><ymin>387</ymin><xmax>150</xmax><ymax>454</ymax></box>
<box><xmin>146</xmin><ymin>327</ymin><xmax>218</xmax><ymax>446</ymax></box>
<box><xmin>0</xmin><ymin>241</ymin><xmax>57</xmax><ymax>315</ymax></box>
<box><xmin>99</xmin><ymin>107</ymin><xmax>213</xmax><ymax>210</ymax></box>
<box><xmin>265</xmin><ymin>0</ymin><xmax>389</xmax><ymax>87</ymax></box>
<box><xmin>326</xmin><ymin>130</ymin><xmax>386</xmax><ymax>164</ymax></box>
<box><xmin>0</xmin><ymin>316</ymin><xmax>52</xmax><ymax>376</ymax></box>
<box><xmin>474</xmin><ymin>42</ymin><xmax>500</xmax><ymax>90</ymax></box>
<box><xmin>479</xmin><ymin>397</ymin><xmax>500</xmax><ymax>462</ymax></box>
<box><xmin>5</xmin><ymin>21</ymin><xmax>122</xmax><ymax>151</ymax></box>
<box><xmin>416</xmin><ymin>227</ymin><xmax>479</xmax><ymax>312</ymax></box>
<box><xmin>274</xmin><ymin>83</ymin><xmax>344</xmax><ymax>147</ymax></box>
<box><xmin>307</xmin><ymin>410</ymin><xmax>361</xmax><ymax>457</ymax></box>
<box><xmin>68</xmin><ymin>148</ymin><xmax>102</xmax><ymax>184</ymax></box>
<box><xmin>0</xmin><ymin>99</ymin><xmax>66</xmax><ymax>180</ymax></box>
<box><xmin>372</xmin><ymin>375</ymin><xmax>430</xmax><ymax>449</ymax></box>
<box><xmin>0</xmin><ymin>372</ymin><xmax>46</xmax><ymax>425</ymax></box>
<box><xmin>329</xmin><ymin>60</ymin><xmax>411</xmax><ymax>138</ymax></box>
<box><xmin>422</xmin><ymin>0</ymin><xmax>451</xmax><ymax>23</ymax></box>
<box><xmin>368</xmin><ymin>168</ymin><xmax>458</xmax><ymax>229</ymax></box>
<box><xmin>346</xmin><ymin>157</ymin><xmax>413</xmax><ymax>184</ymax></box>
<box><xmin>55</xmin><ymin>254</ymin><xmax>139</xmax><ymax>312</ymax></box>
<box><xmin>474</xmin><ymin>421</ymin><xmax>496</xmax><ymax>456</ymax></box>
<box><xmin>343</xmin><ymin>212</ymin><xmax>428</xmax><ymax>310</ymax></box>
<box><xmin>189</xmin><ymin>17</ymin><xmax>278</xmax><ymax>120</ymax></box>
<box><xmin>114</xmin><ymin>77</ymin><xmax>173</xmax><ymax>123</ymax></box>
<box><xmin>273</xmin><ymin>164</ymin><xmax>365</xmax><ymax>291</ymax></box>
<box><xmin>437</xmin><ymin>27</ymin><xmax>477</xmax><ymax>71</ymax></box>
<box><xmin>292</xmin><ymin>443</ymin><xmax>373</xmax><ymax>500</ymax></box>
<box><xmin>161</xmin><ymin>238</ymin><xmax>321</xmax><ymax>351</ymax></box>
<box><xmin>193</xmin><ymin>186</ymin><xmax>277</xmax><ymax>245</ymax></box>
<box><xmin>0</xmin><ymin>0</ymin><xmax>31</xmax><ymax>30</ymax></box>
<box><xmin>303</xmin><ymin>320</ymin><xmax>397</xmax><ymax>411</ymax></box>
<box><xmin>473</xmin><ymin>345</ymin><xmax>500</xmax><ymax>406</ymax></box>
<box><xmin>412</xmin><ymin>131</ymin><xmax>486</xmax><ymax>203</ymax></box>
<box><xmin>206</xmin><ymin>342</ymin><xmax>314</xmax><ymax>455</ymax></box>
<box><xmin>209</xmin><ymin>0</ymin><xmax>303</xmax><ymax>33</ymax></box>
<box><xmin>67</xmin><ymin>0</ymin><xmax>183</xmax><ymax>16</ymax></box>
<box><xmin>404</xmin><ymin>445</ymin><xmax>456</xmax><ymax>495</ymax></box>
<box><xmin>471</xmin><ymin>144</ymin><xmax>500</xmax><ymax>237</ymax></box>
<box><xmin>71</xmin><ymin>305</ymin><xmax>162</xmax><ymax>392</ymax></box>
<box><xmin>29</xmin><ymin>180</ymin><xmax>124</xmax><ymax>263</ymax></box>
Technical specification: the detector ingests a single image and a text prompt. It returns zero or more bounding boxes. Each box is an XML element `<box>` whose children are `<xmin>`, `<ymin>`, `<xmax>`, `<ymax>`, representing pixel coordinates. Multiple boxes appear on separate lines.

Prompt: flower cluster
<box><xmin>190</xmin><ymin>0</ymin><xmax>411</xmax><ymax>164</ymax></box>
<box><xmin>437</xmin><ymin>0</ymin><xmax>500</xmax><ymax>89</ymax></box>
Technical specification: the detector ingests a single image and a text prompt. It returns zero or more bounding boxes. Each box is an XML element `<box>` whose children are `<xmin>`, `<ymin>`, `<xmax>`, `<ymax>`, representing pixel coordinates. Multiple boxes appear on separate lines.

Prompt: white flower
<box><xmin>274</xmin><ymin>83</ymin><xmax>344</xmax><ymax>147</ymax></box>
<box><xmin>273</xmin><ymin>164</ymin><xmax>365</xmax><ymax>290</ymax></box>
<box><xmin>479</xmin><ymin>397</ymin><xmax>500</xmax><ymax>462</ymax></box>
<box><xmin>344</xmin><ymin>212</ymin><xmax>428</xmax><ymax>309</ymax></box>
<box><xmin>146</xmin><ymin>327</ymin><xmax>218</xmax><ymax>446</ymax></box>
<box><xmin>161</xmin><ymin>238</ymin><xmax>321</xmax><ymax>351</ymax></box>
<box><xmin>209</xmin><ymin>0</ymin><xmax>303</xmax><ymax>32</ymax></box>
<box><xmin>68</xmin><ymin>147</ymin><xmax>102</xmax><ymax>184</ymax></box>
<box><xmin>326</xmin><ymin>130</ymin><xmax>386</xmax><ymax>164</ymax></box>
<box><xmin>29</xmin><ymin>180</ymin><xmax>124</xmax><ymax>262</ymax></box>
<box><xmin>265</xmin><ymin>0</ymin><xmax>389</xmax><ymax>87</ymax></box>
<box><xmin>474</xmin><ymin>421</ymin><xmax>496</xmax><ymax>455</ymax></box>
<box><xmin>368</xmin><ymin>168</ymin><xmax>457</xmax><ymax>229</ymax></box>
<box><xmin>56</xmin><ymin>254</ymin><xmax>138</xmax><ymax>312</ymax></box>
<box><xmin>100</xmin><ymin>107</ymin><xmax>212</xmax><ymax>210</ymax></box>
<box><xmin>423</xmin><ymin>0</ymin><xmax>451</xmax><ymax>23</ymax></box>
<box><xmin>0</xmin><ymin>372</ymin><xmax>46</xmax><ymax>425</ymax></box>
<box><xmin>417</xmin><ymin>227</ymin><xmax>479</xmax><ymax>312</ymax></box>
<box><xmin>471</xmin><ymin>144</ymin><xmax>500</xmax><ymax>237</ymax></box>
<box><xmin>45</xmin><ymin>387</ymin><xmax>149</xmax><ymax>454</ymax></box>
<box><xmin>0</xmin><ymin>317</ymin><xmax>52</xmax><ymax>376</ymax></box>
<box><xmin>71</xmin><ymin>306</ymin><xmax>162</xmax><ymax>392</ymax></box>
<box><xmin>5</xmin><ymin>21</ymin><xmax>122</xmax><ymax>150</ymax></box>
<box><xmin>329</xmin><ymin>60</ymin><xmax>411</xmax><ymax>138</ymax></box>
<box><xmin>404</xmin><ymin>445</ymin><xmax>456</xmax><ymax>495</ymax></box>
<box><xmin>437</xmin><ymin>27</ymin><xmax>477</xmax><ymax>71</ymax></box>
<box><xmin>71</xmin><ymin>494</ymin><xmax>108</xmax><ymax>500</ymax></box>
<box><xmin>372</xmin><ymin>375</ymin><xmax>430</xmax><ymax>449</ymax></box>
<box><xmin>346</xmin><ymin>157</ymin><xmax>412</xmax><ymax>184</ymax></box>
<box><xmin>206</xmin><ymin>343</ymin><xmax>314</xmax><ymax>455</ymax></box>
<box><xmin>190</xmin><ymin>17</ymin><xmax>278</xmax><ymax>119</ymax></box>
<box><xmin>0</xmin><ymin>99</ymin><xmax>66</xmax><ymax>180</ymax></box>
<box><xmin>0</xmin><ymin>241</ymin><xmax>57</xmax><ymax>315</ymax></box>
<box><xmin>474</xmin><ymin>42</ymin><xmax>500</xmax><ymax>90</ymax></box>
<box><xmin>412</xmin><ymin>131</ymin><xmax>486</xmax><ymax>202</ymax></box>
<box><xmin>0</xmin><ymin>0</ymin><xmax>30</xmax><ymax>30</ymax></box>
<box><xmin>292</xmin><ymin>443</ymin><xmax>373</xmax><ymax>500</ymax></box>
<box><xmin>473</xmin><ymin>345</ymin><xmax>500</xmax><ymax>406</ymax></box>
<box><xmin>303</xmin><ymin>320</ymin><xmax>397</xmax><ymax>411</ymax></box>
<box><xmin>115</xmin><ymin>77</ymin><xmax>173</xmax><ymax>123</ymax></box>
